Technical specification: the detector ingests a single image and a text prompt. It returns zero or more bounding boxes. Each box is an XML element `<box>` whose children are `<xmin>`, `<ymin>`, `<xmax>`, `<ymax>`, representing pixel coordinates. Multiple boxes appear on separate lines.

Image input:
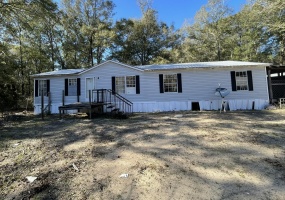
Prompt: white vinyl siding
<box><xmin>80</xmin><ymin>62</ymin><xmax>268</xmax><ymax>102</ymax></box>
<box><xmin>34</xmin><ymin>77</ymin><xmax>79</xmax><ymax>106</ymax></box>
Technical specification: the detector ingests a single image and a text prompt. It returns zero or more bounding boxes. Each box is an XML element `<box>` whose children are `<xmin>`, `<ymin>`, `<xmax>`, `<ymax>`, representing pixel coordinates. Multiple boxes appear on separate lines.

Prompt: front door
<box><xmin>86</xmin><ymin>78</ymin><xmax>94</xmax><ymax>100</ymax></box>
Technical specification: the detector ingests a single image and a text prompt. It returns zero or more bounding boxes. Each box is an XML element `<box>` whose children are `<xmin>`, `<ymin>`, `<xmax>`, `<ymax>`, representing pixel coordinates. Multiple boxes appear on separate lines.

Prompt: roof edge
<box><xmin>30</xmin><ymin>73</ymin><xmax>81</xmax><ymax>78</ymax></box>
<box><xmin>79</xmin><ymin>60</ymin><xmax>144</xmax><ymax>74</ymax></box>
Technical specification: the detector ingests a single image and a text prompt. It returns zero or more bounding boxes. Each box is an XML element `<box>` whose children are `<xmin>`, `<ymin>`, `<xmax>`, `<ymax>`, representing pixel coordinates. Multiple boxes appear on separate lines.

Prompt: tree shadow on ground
<box><xmin>1</xmin><ymin>110</ymin><xmax>285</xmax><ymax>199</ymax></box>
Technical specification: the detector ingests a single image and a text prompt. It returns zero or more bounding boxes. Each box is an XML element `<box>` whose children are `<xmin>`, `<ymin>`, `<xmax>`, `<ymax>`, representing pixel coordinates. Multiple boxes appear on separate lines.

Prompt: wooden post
<box><xmin>89</xmin><ymin>90</ymin><xmax>91</xmax><ymax>105</ymax></box>
<box><xmin>267</xmin><ymin>69</ymin><xmax>273</xmax><ymax>103</ymax></box>
<box><xmin>77</xmin><ymin>94</ymin><xmax>80</xmax><ymax>112</ymax></box>
<box><xmin>62</xmin><ymin>90</ymin><xmax>65</xmax><ymax>114</ymax></box>
<box><xmin>89</xmin><ymin>90</ymin><xmax>92</xmax><ymax>119</ymax></box>
<box><xmin>62</xmin><ymin>90</ymin><xmax>65</xmax><ymax>106</ymax></box>
<box><xmin>41</xmin><ymin>90</ymin><xmax>44</xmax><ymax>120</ymax></box>
<box><xmin>48</xmin><ymin>92</ymin><xmax>51</xmax><ymax>114</ymax></box>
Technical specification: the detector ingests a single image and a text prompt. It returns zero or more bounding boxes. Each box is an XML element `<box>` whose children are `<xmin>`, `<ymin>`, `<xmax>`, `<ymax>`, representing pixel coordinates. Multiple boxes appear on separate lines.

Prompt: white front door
<box><xmin>86</xmin><ymin>78</ymin><xmax>94</xmax><ymax>100</ymax></box>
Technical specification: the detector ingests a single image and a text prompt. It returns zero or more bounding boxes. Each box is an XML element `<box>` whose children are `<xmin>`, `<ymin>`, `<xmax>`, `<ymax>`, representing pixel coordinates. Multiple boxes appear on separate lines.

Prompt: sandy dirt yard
<box><xmin>0</xmin><ymin>110</ymin><xmax>285</xmax><ymax>200</ymax></box>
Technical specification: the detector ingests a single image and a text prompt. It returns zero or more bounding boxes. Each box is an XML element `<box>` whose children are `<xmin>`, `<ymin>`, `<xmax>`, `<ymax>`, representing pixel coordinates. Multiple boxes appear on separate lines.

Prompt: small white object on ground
<box><xmin>119</xmin><ymin>173</ymin><xmax>129</xmax><ymax>178</ymax></box>
<box><xmin>26</xmin><ymin>176</ymin><xmax>37</xmax><ymax>183</ymax></box>
<box><xmin>174</xmin><ymin>114</ymin><xmax>183</xmax><ymax>118</ymax></box>
<box><xmin>14</xmin><ymin>143</ymin><xmax>20</xmax><ymax>146</ymax></box>
<box><xmin>72</xmin><ymin>163</ymin><xmax>79</xmax><ymax>171</ymax></box>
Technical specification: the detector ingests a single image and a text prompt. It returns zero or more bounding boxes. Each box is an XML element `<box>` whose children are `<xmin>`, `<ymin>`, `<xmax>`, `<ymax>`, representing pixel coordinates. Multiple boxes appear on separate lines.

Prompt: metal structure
<box><xmin>215</xmin><ymin>84</ymin><xmax>230</xmax><ymax>112</ymax></box>
<box><xmin>267</xmin><ymin>65</ymin><xmax>285</xmax><ymax>104</ymax></box>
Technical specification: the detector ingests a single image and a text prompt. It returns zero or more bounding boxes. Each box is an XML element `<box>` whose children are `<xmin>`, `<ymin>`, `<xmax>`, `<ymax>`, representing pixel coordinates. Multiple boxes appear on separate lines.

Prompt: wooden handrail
<box><xmin>91</xmin><ymin>89</ymin><xmax>133</xmax><ymax>114</ymax></box>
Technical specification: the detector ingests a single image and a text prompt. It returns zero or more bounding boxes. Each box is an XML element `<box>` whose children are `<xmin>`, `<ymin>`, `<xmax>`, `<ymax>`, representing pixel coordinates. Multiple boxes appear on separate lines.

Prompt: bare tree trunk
<box><xmin>89</xmin><ymin>36</ymin><xmax>93</xmax><ymax>67</ymax></box>
<box><xmin>280</xmin><ymin>37</ymin><xmax>285</xmax><ymax>65</ymax></box>
<box><xmin>19</xmin><ymin>29</ymin><xmax>25</xmax><ymax>96</ymax></box>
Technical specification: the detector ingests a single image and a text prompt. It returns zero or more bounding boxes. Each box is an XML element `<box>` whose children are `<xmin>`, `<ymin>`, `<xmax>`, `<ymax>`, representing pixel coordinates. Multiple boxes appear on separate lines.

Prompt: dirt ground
<box><xmin>0</xmin><ymin>110</ymin><xmax>285</xmax><ymax>200</ymax></box>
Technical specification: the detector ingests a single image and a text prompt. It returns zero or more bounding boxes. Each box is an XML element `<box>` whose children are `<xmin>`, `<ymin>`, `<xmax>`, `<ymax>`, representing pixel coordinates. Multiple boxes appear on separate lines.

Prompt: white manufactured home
<box><xmin>32</xmin><ymin>60</ymin><xmax>270</xmax><ymax>114</ymax></box>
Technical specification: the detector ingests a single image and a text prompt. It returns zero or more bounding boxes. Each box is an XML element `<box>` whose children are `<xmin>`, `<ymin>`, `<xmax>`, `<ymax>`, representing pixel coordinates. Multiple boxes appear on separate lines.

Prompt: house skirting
<box><xmin>34</xmin><ymin>99</ymin><xmax>269</xmax><ymax>115</ymax></box>
<box><xmin>133</xmin><ymin>99</ymin><xmax>268</xmax><ymax>112</ymax></box>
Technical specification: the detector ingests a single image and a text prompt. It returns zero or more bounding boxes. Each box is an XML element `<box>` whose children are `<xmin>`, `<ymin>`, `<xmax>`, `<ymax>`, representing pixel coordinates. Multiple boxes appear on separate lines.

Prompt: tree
<box><xmin>0</xmin><ymin>0</ymin><xmax>59</xmax><ymax>108</ymax></box>
<box><xmin>61</xmin><ymin>0</ymin><xmax>115</xmax><ymax>68</ymax></box>
<box><xmin>110</xmin><ymin>8</ymin><xmax>178</xmax><ymax>65</ymax></box>
<box><xmin>250</xmin><ymin>0</ymin><xmax>285</xmax><ymax>64</ymax></box>
<box><xmin>177</xmin><ymin>0</ymin><xmax>233</xmax><ymax>62</ymax></box>
<box><xmin>227</xmin><ymin>5</ymin><xmax>271</xmax><ymax>62</ymax></box>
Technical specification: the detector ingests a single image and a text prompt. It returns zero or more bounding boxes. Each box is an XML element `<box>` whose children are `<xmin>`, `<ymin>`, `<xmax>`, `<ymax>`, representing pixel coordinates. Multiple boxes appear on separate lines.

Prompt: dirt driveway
<box><xmin>1</xmin><ymin>110</ymin><xmax>285</xmax><ymax>200</ymax></box>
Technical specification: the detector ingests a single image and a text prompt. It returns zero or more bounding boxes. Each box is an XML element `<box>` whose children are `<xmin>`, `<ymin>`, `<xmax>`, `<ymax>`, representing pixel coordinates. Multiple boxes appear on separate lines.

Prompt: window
<box><xmin>126</xmin><ymin>76</ymin><xmax>136</xmax><ymax>88</ymax></box>
<box><xmin>115</xmin><ymin>77</ymin><xmax>125</xmax><ymax>94</ymax></box>
<box><xmin>164</xmin><ymin>74</ymin><xmax>177</xmax><ymax>92</ymax></box>
<box><xmin>114</xmin><ymin>76</ymin><xmax>137</xmax><ymax>94</ymax></box>
<box><xmin>39</xmin><ymin>80</ymin><xmax>47</xmax><ymax>96</ymax></box>
<box><xmin>236</xmin><ymin>71</ymin><xmax>248</xmax><ymax>90</ymax></box>
<box><xmin>68</xmin><ymin>78</ymin><xmax>77</xmax><ymax>96</ymax></box>
<box><xmin>231</xmin><ymin>71</ymin><xmax>253</xmax><ymax>92</ymax></box>
<box><xmin>69</xmin><ymin>79</ymin><xmax>77</xmax><ymax>86</ymax></box>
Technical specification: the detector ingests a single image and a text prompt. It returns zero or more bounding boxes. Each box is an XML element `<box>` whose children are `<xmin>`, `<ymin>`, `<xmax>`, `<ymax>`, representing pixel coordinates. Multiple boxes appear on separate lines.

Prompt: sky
<box><xmin>112</xmin><ymin>0</ymin><xmax>247</xmax><ymax>29</ymax></box>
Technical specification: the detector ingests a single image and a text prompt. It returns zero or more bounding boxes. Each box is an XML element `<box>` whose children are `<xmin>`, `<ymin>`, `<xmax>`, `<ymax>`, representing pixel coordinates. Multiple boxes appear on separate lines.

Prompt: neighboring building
<box><xmin>31</xmin><ymin>60</ymin><xmax>270</xmax><ymax>114</ymax></box>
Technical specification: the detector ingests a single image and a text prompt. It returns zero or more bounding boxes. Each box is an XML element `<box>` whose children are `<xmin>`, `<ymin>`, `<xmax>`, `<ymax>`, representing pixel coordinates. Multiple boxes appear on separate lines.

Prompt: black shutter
<box><xmin>65</xmin><ymin>79</ymin><xmax>68</xmax><ymax>96</ymax></box>
<box><xmin>230</xmin><ymin>71</ymin><xmax>237</xmax><ymax>91</ymax></box>
<box><xmin>177</xmin><ymin>73</ymin><xmax>182</xmax><ymax>93</ymax></box>
<box><xmin>77</xmin><ymin>78</ymin><xmax>81</xmax><ymax>96</ymax></box>
<box><xmin>46</xmin><ymin>80</ymin><xmax>50</xmax><ymax>96</ymax></box>
<box><xmin>112</xmin><ymin>76</ymin><xmax>115</xmax><ymax>94</ymax></box>
<box><xmin>247</xmin><ymin>71</ymin><xmax>253</xmax><ymax>91</ymax></box>
<box><xmin>35</xmin><ymin>80</ymin><xmax>38</xmax><ymax>97</ymax></box>
<box><xmin>136</xmin><ymin>75</ymin><xmax>140</xmax><ymax>94</ymax></box>
<box><xmin>159</xmin><ymin>74</ymin><xmax>164</xmax><ymax>93</ymax></box>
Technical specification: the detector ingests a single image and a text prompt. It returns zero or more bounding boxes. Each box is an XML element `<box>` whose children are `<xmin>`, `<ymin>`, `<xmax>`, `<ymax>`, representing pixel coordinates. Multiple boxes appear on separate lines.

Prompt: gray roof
<box><xmin>134</xmin><ymin>61</ymin><xmax>271</xmax><ymax>71</ymax></box>
<box><xmin>31</xmin><ymin>69</ymin><xmax>85</xmax><ymax>77</ymax></box>
<box><xmin>31</xmin><ymin>61</ymin><xmax>271</xmax><ymax>77</ymax></box>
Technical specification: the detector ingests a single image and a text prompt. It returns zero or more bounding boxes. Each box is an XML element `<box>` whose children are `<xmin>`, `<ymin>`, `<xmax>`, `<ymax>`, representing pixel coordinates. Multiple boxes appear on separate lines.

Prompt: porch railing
<box><xmin>91</xmin><ymin>89</ymin><xmax>133</xmax><ymax>114</ymax></box>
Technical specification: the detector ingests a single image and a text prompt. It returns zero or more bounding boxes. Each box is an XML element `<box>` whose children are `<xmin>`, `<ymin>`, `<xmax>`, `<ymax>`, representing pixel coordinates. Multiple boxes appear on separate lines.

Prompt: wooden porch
<box><xmin>58</xmin><ymin>89</ymin><xmax>133</xmax><ymax>119</ymax></box>
<box><xmin>59</xmin><ymin>102</ymin><xmax>107</xmax><ymax>119</ymax></box>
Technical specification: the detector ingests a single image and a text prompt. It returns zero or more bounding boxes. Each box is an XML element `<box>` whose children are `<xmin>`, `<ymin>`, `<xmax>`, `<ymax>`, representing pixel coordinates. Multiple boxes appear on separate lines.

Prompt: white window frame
<box><xmin>115</xmin><ymin>76</ymin><xmax>125</xmax><ymax>94</ymax></box>
<box><xmin>126</xmin><ymin>76</ymin><xmax>136</xmax><ymax>88</ymax></box>
<box><xmin>39</xmin><ymin>80</ymin><xmax>47</xmax><ymax>96</ymax></box>
<box><xmin>69</xmin><ymin>78</ymin><xmax>77</xmax><ymax>86</ymax></box>
<box><xmin>163</xmin><ymin>74</ymin><xmax>178</xmax><ymax>93</ymax></box>
<box><xmin>235</xmin><ymin>71</ymin><xmax>248</xmax><ymax>91</ymax></box>
<box><xmin>68</xmin><ymin>78</ymin><xmax>77</xmax><ymax>96</ymax></box>
<box><xmin>115</xmin><ymin>76</ymin><xmax>136</xmax><ymax>94</ymax></box>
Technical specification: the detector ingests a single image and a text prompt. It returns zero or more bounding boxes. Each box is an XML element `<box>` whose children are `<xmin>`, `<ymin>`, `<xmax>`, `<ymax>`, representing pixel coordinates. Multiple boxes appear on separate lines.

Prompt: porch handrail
<box><xmin>91</xmin><ymin>89</ymin><xmax>133</xmax><ymax>114</ymax></box>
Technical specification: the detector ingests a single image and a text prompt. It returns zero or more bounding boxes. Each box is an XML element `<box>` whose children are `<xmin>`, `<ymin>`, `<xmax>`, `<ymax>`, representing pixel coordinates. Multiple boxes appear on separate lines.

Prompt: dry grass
<box><xmin>1</xmin><ymin>110</ymin><xmax>285</xmax><ymax>200</ymax></box>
